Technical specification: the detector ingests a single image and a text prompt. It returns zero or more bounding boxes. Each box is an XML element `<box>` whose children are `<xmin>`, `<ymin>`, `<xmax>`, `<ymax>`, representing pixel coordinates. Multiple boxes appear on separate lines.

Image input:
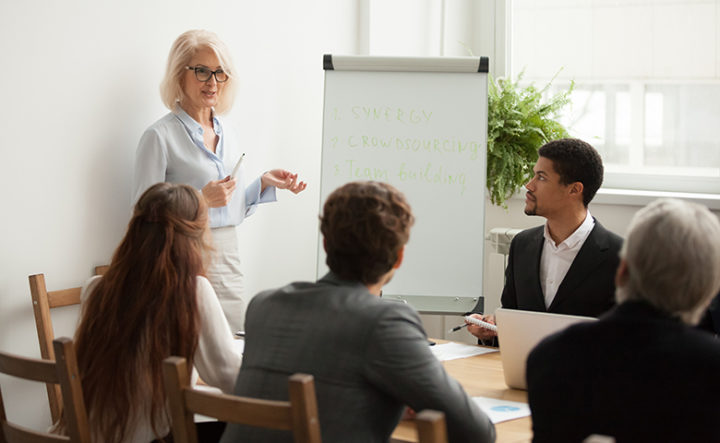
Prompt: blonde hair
<box><xmin>159</xmin><ymin>29</ymin><xmax>237</xmax><ymax>114</ymax></box>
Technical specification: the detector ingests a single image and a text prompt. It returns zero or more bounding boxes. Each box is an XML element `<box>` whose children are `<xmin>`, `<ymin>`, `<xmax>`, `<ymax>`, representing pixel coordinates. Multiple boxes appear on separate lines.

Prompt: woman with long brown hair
<box><xmin>73</xmin><ymin>182</ymin><xmax>241</xmax><ymax>442</ymax></box>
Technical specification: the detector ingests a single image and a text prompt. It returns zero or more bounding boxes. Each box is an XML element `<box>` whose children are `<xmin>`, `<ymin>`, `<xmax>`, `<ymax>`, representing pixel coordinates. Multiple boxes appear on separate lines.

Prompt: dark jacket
<box><xmin>221</xmin><ymin>273</ymin><xmax>495</xmax><ymax>443</ymax></box>
<box><xmin>527</xmin><ymin>300</ymin><xmax>720</xmax><ymax>443</ymax></box>
<box><xmin>500</xmin><ymin>219</ymin><xmax>622</xmax><ymax>317</ymax></box>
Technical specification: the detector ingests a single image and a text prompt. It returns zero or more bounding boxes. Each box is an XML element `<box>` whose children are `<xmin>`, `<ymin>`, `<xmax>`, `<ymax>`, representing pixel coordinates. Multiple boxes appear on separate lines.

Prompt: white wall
<box><xmin>0</xmin><ymin>0</ymin><xmax>358</xmax><ymax>429</ymax></box>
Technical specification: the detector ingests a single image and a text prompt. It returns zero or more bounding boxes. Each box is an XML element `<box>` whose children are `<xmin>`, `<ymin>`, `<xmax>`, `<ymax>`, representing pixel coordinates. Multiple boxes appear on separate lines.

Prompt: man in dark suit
<box><xmin>526</xmin><ymin>198</ymin><xmax>720</xmax><ymax>442</ymax></box>
<box><xmin>221</xmin><ymin>181</ymin><xmax>495</xmax><ymax>443</ymax></box>
<box><xmin>467</xmin><ymin>138</ymin><xmax>623</xmax><ymax>342</ymax></box>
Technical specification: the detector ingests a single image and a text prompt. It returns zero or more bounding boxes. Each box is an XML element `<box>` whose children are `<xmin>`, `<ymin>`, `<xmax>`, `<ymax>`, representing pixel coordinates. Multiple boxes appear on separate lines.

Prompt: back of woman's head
<box><xmin>75</xmin><ymin>183</ymin><xmax>209</xmax><ymax>441</ymax></box>
<box><xmin>126</xmin><ymin>182</ymin><xmax>210</xmax><ymax>277</ymax></box>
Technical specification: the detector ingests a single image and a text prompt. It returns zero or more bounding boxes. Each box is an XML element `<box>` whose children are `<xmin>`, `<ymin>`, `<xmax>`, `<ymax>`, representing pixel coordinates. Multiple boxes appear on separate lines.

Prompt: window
<box><xmin>510</xmin><ymin>0</ymin><xmax>720</xmax><ymax>194</ymax></box>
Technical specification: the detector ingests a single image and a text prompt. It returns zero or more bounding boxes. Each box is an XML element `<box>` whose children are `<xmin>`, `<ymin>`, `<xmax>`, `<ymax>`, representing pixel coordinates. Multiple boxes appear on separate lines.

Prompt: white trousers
<box><xmin>206</xmin><ymin>226</ymin><xmax>245</xmax><ymax>332</ymax></box>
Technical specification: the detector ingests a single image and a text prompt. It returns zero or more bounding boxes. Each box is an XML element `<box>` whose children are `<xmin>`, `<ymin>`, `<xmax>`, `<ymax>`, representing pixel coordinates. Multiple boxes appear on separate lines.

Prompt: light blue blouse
<box><xmin>133</xmin><ymin>108</ymin><xmax>276</xmax><ymax>228</ymax></box>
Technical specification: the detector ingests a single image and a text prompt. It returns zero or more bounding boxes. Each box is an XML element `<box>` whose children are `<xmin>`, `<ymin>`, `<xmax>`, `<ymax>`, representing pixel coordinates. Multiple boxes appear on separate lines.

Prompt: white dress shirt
<box><xmin>540</xmin><ymin>211</ymin><xmax>595</xmax><ymax>309</ymax></box>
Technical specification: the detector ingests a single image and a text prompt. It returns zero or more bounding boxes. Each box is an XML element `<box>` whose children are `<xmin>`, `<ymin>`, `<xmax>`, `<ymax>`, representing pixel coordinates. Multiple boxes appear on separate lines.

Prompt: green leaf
<box><xmin>486</xmin><ymin>69</ymin><xmax>572</xmax><ymax>207</ymax></box>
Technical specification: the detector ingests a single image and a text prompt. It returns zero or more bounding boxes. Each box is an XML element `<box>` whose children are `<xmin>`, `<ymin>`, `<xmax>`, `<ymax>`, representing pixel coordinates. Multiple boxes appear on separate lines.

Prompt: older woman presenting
<box><xmin>134</xmin><ymin>30</ymin><xmax>306</xmax><ymax>331</ymax></box>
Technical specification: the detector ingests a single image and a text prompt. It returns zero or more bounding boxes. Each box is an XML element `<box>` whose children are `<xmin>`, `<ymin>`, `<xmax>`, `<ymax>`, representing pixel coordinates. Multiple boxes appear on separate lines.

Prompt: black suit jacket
<box><xmin>498</xmin><ymin>218</ymin><xmax>622</xmax><ymax>317</ymax></box>
<box><xmin>527</xmin><ymin>301</ymin><xmax>720</xmax><ymax>443</ymax></box>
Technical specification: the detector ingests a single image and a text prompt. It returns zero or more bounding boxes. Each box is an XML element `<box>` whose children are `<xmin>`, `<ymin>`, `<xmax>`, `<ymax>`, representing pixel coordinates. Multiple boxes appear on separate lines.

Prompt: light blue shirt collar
<box><xmin>173</xmin><ymin>105</ymin><xmax>224</xmax><ymax>158</ymax></box>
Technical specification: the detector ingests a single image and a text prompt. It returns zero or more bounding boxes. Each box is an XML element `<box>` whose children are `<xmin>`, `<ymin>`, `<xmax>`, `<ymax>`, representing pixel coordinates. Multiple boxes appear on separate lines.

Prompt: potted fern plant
<box><xmin>486</xmin><ymin>72</ymin><xmax>574</xmax><ymax>207</ymax></box>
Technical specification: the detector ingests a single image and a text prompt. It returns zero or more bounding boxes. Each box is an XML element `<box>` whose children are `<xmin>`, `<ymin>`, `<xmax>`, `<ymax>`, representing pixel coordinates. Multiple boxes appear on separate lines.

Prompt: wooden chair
<box><xmin>163</xmin><ymin>357</ymin><xmax>321</xmax><ymax>443</ymax></box>
<box><xmin>415</xmin><ymin>410</ymin><xmax>448</xmax><ymax>443</ymax></box>
<box><xmin>28</xmin><ymin>266</ymin><xmax>108</xmax><ymax>422</ymax></box>
<box><xmin>0</xmin><ymin>337</ymin><xmax>90</xmax><ymax>442</ymax></box>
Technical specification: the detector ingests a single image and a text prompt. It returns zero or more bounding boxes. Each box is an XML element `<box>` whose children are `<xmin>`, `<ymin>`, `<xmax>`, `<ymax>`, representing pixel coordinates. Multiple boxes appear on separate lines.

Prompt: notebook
<box><xmin>495</xmin><ymin>308</ymin><xmax>596</xmax><ymax>390</ymax></box>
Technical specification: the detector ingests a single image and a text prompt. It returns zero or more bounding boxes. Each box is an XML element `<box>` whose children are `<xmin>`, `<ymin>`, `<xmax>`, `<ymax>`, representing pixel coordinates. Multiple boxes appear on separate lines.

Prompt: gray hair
<box><xmin>159</xmin><ymin>29</ymin><xmax>237</xmax><ymax>114</ymax></box>
<box><xmin>617</xmin><ymin>198</ymin><xmax>720</xmax><ymax>324</ymax></box>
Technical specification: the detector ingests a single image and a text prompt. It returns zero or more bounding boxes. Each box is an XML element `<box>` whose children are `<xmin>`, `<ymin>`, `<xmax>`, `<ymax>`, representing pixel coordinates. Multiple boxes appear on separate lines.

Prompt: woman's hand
<box><xmin>202</xmin><ymin>176</ymin><xmax>237</xmax><ymax>207</ymax></box>
<box><xmin>261</xmin><ymin>169</ymin><xmax>307</xmax><ymax>194</ymax></box>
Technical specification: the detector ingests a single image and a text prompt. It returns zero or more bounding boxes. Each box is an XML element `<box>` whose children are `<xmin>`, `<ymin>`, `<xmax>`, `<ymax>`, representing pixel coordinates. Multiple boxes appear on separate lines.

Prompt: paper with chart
<box><xmin>473</xmin><ymin>396</ymin><xmax>531</xmax><ymax>423</ymax></box>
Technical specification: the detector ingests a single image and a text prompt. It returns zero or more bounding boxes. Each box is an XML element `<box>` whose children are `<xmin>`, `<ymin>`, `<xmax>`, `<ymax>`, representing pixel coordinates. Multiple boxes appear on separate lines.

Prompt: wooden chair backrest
<box><xmin>416</xmin><ymin>410</ymin><xmax>448</xmax><ymax>443</ymax></box>
<box><xmin>0</xmin><ymin>337</ymin><xmax>90</xmax><ymax>443</ymax></box>
<box><xmin>28</xmin><ymin>266</ymin><xmax>108</xmax><ymax>422</ymax></box>
<box><xmin>162</xmin><ymin>357</ymin><xmax>322</xmax><ymax>443</ymax></box>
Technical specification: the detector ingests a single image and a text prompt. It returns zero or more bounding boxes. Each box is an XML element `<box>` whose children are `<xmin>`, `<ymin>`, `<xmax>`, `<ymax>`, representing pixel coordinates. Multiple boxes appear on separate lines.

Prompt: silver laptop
<box><xmin>495</xmin><ymin>308</ymin><xmax>596</xmax><ymax>390</ymax></box>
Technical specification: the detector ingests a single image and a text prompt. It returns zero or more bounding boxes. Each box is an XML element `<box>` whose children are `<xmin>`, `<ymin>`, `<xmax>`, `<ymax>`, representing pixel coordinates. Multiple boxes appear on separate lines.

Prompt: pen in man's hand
<box><xmin>449</xmin><ymin>312</ymin><xmax>481</xmax><ymax>333</ymax></box>
<box><xmin>448</xmin><ymin>323</ymin><xmax>469</xmax><ymax>333</ymax></box>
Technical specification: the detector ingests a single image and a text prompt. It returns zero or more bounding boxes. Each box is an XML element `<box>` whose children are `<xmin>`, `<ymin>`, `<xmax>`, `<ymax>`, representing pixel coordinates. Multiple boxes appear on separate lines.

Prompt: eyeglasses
<box><xmin>186</xmin><ymin>66</ymin><xmax>229</xmax><ymax>83</ymax></box>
